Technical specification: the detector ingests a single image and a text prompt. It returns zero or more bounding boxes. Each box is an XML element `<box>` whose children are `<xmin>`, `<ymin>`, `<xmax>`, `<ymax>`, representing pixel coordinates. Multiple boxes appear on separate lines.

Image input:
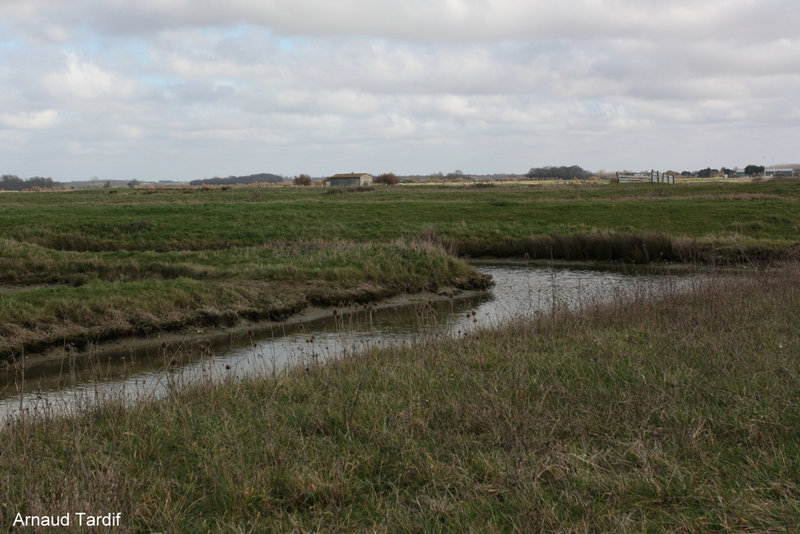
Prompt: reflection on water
<box><xmin>0</xmin><ymin>265</ymin><xmax>697</xmax><ymax>421</ymax></box>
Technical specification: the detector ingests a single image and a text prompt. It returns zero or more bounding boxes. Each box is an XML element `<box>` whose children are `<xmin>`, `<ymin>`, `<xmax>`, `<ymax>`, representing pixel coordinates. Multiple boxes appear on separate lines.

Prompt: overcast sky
<box><xmin>1</xmin><ymin>0</ymin><xmax>798</xmax><ymax>181</ymax></box>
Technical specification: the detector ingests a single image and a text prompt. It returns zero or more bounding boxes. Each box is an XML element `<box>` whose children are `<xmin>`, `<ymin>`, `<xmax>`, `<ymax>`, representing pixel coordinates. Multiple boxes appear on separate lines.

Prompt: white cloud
<box><xmin>0</xmin><ymin>109</ymin><xmax>59</xmax><ymax>130</ymax></box>
<box><xmin>44</xmin><ymin>52</ymin><xmax>136</xmax><ymax>100</ymax></box>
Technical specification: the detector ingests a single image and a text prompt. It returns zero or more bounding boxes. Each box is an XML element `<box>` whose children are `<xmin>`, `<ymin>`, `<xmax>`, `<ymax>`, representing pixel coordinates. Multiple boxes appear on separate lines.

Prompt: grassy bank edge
<box><xmin>0</xmin><ymin>243</ymin><xmax>491</xmax><ymax>363</ymax></box>
<box><xmin>446</xmin><ymin>230</ymin><xmax>798</xmax><ymax>265</ymax></box>
<box><xmin>2</xmin><ymin>284</ymin><xmax>492</xmax><ymax>375</ymax></box>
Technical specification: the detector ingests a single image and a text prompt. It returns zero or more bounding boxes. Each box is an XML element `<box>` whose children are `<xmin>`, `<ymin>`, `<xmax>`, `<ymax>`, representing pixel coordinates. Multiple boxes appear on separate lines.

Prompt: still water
<box><xmin>0</xmin><ymin>265</ymin><xmax>696</xmax><ymax>421</ymax></box>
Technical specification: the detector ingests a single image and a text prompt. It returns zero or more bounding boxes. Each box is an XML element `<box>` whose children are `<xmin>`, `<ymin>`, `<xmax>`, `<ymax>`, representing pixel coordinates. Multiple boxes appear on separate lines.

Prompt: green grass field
<box><xmin>3</xmin><ymin>181</ymin><xmax>800</xmax><ymax>250</ymax></box>
<box><xmin>1</xmin><ymin>180</ymin><xmax>799</xmax><ymax>359</ymax></box>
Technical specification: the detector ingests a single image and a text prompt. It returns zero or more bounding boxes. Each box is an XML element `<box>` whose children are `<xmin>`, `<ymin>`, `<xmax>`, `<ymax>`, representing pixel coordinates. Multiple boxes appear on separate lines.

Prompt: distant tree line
<box><xmin>1</xmin><ymin>174</ymin><xmax>56</xmax><ymax>191</ymax></box>
<box><xmin>526</xmin><ymin>166</ymin><xmax>591</xmax><ymax>180</ymax></box>
<box><xmin>691</xmin><ymin>165</ymin><xmax>765</xmax><ymax>178</ymax></box>
<box><xmin>189</xmin><ymin>173</ymin><xmax>284</xmax><ymax>186</ymax></box>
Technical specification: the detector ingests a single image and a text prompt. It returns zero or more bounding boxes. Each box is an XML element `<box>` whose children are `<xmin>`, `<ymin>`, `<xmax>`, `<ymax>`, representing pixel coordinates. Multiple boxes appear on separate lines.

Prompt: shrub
<box><xmin>293</xmin><ymin>174</ymin><xmax>313</xmax><ymax>186</ymax></box>
<box><xmin>374</xmin><ymin>173</ymin><xmax>399</xmax><ymax>185</ymax></box>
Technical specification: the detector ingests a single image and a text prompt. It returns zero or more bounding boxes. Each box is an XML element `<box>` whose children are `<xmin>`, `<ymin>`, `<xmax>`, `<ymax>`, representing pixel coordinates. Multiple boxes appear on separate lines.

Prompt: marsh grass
<box><xmin>1</xmin><ymin>263</ymin><xmax>798</xmax><ymax>531</ymax></box>
<box><xmin>2</xmin><ymin>181</ymin><xmax>798</xmax><ymax>359</ymax></box>
<box><xmin>451</xmin><ymin>230</ymin><xmax>795</xmax><ymax>264</ymax></box>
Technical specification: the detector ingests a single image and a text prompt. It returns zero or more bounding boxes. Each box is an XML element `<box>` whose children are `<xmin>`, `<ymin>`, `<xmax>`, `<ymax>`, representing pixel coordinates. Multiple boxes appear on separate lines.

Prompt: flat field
<box><xmin>1</xmin><ymin>180</ymin><xmax>799</xmax><ymax>359</ymax></box>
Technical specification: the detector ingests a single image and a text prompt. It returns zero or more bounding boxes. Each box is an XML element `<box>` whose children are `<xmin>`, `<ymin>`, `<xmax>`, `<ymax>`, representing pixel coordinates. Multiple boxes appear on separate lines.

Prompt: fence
<box><xmin>616</xmin><ymin>170</ymin><xmax>675</xmax><ymax>184</ymax></box>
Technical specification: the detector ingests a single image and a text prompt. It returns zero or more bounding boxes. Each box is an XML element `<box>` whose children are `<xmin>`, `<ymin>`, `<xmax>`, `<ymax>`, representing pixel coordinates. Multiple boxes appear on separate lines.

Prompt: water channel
<box><xmin>0</xmin><ymin>265</ymin><xmax>699</xmax><ymax>421</ymax></box>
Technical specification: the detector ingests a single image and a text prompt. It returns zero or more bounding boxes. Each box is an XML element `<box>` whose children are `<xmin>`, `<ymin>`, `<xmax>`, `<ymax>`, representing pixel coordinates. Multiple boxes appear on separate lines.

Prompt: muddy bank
<box><xmin>468</xmin><ymin>257</ymin><xmax>758</xmax><ymax>276</ymax></box>
<box><xmin>0</xmin><ymin>263</ymin><xmax>492</xmax><ymax>365</ymax></box>
<box><xmin>0</xmin><ymin>284</ymin><xmax>490</xmax><ymax>373</ymax></box>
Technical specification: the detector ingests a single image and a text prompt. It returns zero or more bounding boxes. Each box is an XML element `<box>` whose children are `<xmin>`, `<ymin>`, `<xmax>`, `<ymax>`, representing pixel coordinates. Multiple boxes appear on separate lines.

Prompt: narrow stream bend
<box><xmin>0</xmin><ymin>265</ymin><xmax>698</xmax><ymax>421</ymax></box>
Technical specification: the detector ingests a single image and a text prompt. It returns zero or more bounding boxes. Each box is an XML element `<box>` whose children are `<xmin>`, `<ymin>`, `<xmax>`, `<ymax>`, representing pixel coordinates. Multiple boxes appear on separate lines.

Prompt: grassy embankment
<box><xmin>1</xmin><ymin>257</ymin><xmax>798</xmax><ymax>531</ymax></box>
<box><xmin>1</xmin><ymin>180</ymin><xmax>799</xmax><ymax>359</ymax></box>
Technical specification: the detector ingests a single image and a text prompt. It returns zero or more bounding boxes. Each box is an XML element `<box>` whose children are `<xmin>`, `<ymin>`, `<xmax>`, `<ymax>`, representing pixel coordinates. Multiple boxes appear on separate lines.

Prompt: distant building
<box><xmin>765</xmin><ymin>165</ymin><xmax>800</xmax><ymax>177</ymax></box>
<box><xmin>328</xmin><ymin>173</ymin><xmax>373</xmax><ymax>187</ymax></box>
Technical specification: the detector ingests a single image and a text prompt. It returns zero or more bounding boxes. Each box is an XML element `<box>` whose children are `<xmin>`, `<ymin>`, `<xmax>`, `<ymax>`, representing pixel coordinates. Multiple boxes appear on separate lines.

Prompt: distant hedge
<box><xmin>189</xmin><ymin>173</ymin><xmax>285</xmax><ymax>186</ymax></box>
<box><xmin>526</xmin><ymin>166</ymin><xmax>591</xmax><ymax>180</ymax></box>
<box><xmin>0</xmin><ymin>175</ymin><xmax>55</xmax><ymax>190</ymax></box>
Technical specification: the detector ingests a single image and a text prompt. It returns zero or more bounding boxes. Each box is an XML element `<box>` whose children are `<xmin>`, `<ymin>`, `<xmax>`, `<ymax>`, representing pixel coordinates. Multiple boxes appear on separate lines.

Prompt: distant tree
<box><xmin>697</xmin><ymin>168</ymin><xmax>716</xmax><ymax>178</ymax></box>
<box><xmin>721</xmin><ymin>167</ymin><xmax>736</xmax><ymax>177</ymax></box>
<box><xmin>744</xmin><ymin>165</ymin><xmax>765</xmax><ymax>176</ymax></box>
<box><xmin>1</xmin><ymin>174</ymin><xmax>24</xmax><ymax>190</ymax></box>
<box><xmin>293</xmin><ymin>174</ymin><xmax>312</xmax><ymax>186</ymax></box>
<box><xmin>527</xmin><ymin>165</ymin><xmax>591</xmax><ymax>180</ymax></box>
<box><xmin>374</xmin><ymin>172</ymin><xmax>399</xmax><ymax>185</ymax></box>
<box><xmin>127</xmin><ymin>179</ymin><xmax>139</xmax><ymax>188</ymax></box>
<box><xmin>26</xmin><ymin>176</ymin><xmax>54</xmax><ymax>189</ymax></box>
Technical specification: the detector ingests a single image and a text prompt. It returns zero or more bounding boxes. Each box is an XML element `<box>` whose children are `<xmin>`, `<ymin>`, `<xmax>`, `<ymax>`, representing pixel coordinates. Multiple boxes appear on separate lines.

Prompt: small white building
<box><xmin>328</xmin><ymin>173</ymin><xmax>373</xmax><ymax>187</ymax></box>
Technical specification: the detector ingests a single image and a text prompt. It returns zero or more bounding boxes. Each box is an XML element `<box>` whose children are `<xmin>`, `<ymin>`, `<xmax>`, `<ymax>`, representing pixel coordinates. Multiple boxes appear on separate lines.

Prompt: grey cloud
<box><xmin>3</xmin><ymin>1</ymin><xmax>794</xmax><ymax>42</ymax></box>
<box><xmin>1</xmin><ymin>1</ymin><xmax>798</xmax><ymax>180</ymax></box>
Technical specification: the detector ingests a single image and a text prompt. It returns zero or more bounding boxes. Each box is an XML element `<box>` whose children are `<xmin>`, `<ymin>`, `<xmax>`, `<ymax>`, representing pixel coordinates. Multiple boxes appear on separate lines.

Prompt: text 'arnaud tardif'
<box><xmin>13</xmin><ymin>512</ymin><xmax>122</xmax><ymax>528</ymax></box>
